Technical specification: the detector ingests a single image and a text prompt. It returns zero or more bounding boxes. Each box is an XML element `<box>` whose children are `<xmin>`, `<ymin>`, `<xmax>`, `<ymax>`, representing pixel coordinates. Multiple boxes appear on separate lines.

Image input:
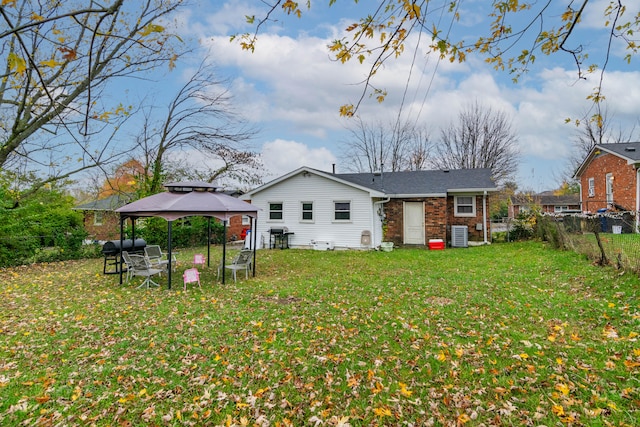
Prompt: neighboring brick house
<box><xmin>573</xmin><ymin>142</ymin><xmax>640</xmax><ymax>214</ymax></box>
<box><xmin>242</xmin><ymin>166</ymin><xmax>498</xmax><ymax>249</ymax></box>
<box><xmin>74</xmin><ymin>194</ymin><xmax>132</xmax><ymax>241</ymax></box>
<box><xmin>508</xmin><ymin>192</ymin><xmax>580</xmax><ymax>218</ymax></box>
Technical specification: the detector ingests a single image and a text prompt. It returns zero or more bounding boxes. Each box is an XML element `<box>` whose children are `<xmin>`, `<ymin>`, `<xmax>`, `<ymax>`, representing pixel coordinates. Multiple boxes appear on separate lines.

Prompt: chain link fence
<box><xmin>537</xmin><ymin>211</ymin><xmax>640</xmax><ymax>273</ymax></box>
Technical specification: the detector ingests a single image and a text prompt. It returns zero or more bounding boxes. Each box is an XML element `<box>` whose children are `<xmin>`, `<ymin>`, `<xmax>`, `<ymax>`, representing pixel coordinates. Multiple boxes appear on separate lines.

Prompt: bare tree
<box><xmin>0</xmin><ymin>0</ymin><xmax>184</xmax><ymax>192</ymax></box>
<box><xmin>132</xmin><ymin>61</ymin><xmax>262</xmax><ymax>195</ymax></box>
<box><xmin>430</xmin><ymin>101</ymin><xmax>519</xmax><ymax>185</ymax></box>
<box><xmin>341</xmin><ymin>116</ymin><xmax>432</xmax><ymax>172</ymax></box>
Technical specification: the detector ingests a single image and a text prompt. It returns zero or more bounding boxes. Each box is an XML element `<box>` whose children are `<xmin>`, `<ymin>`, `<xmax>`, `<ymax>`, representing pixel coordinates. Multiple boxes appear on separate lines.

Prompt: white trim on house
<box><xmin>454</xmin><ymin>195</ymin><xmax>476</xmax><ymax>217</ymax></box>
<box><xmin>588</xmin><ymin>177</ymin><xmax>595</xmax><ymax>197</ymax></box>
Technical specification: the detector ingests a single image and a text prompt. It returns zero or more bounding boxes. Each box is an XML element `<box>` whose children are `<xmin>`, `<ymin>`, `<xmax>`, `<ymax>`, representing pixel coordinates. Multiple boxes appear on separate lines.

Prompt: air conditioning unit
<box><xmin>451</xmin><ymin>225</ymin><xmax>468</xmax><ymax>248</ymax></box>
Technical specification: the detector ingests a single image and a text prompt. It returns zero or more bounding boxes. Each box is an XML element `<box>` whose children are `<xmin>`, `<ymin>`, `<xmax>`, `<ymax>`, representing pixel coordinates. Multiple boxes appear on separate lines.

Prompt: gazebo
<box><xmin>115</xmin><ymin>181</ymin><xmax>259</xmax><ymax>288</ymax></box>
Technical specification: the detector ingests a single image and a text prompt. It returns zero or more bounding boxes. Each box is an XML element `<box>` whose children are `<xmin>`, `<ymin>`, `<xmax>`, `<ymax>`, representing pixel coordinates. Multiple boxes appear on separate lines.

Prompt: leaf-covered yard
<box><xmin>1</xmin><ymin>242</ymin><xmax>638</xmax><ymax>426</ymax></box>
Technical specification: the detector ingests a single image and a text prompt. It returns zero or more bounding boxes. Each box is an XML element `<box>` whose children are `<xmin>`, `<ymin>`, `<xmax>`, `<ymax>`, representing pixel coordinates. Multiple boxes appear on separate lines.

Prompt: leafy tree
<box><xmin>490</xmin><ymin>180</ymin><xmax>518</xmax><ymax>220</ymax></box>
<box><xmin>0</xmin><ymin>171</ymin><xmax>86</xmax><ymax>266</ymax></box>
<box><xmin>0</xmin><ymin>0</ymin><xmax>184</xmax><ymax>197</ymax></box>
<box><xmin>430</xmin><ymin>101</ymin><xmax>519</xmax><ymax>185</ymax></box>
<box><xmin>341</xmin><ymin>116</ymin><xmax>432</xmax><ymax>172</ymax></box>
<box><xmin>239</xmin><ymin>1</ymin><xmax>638</xmax><ymax>116</ymax></box>
<box><xmin>99</xmin><ymin>159</ymin><xmax>145</xmax><ymax>198</ymax></box>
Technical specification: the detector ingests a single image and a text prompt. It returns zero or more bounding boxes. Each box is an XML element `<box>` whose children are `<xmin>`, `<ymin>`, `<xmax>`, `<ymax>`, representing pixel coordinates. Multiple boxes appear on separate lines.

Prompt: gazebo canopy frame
<box><xmin>115</xmin><ymin>181</ymin><xmax>259</xmax><ymax>288</ymax></box>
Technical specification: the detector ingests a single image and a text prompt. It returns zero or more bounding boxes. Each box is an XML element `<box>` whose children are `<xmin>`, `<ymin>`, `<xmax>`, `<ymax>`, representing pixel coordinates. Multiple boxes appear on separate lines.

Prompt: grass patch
<box><xmin>1</xmin><ymin>242</ymin><xmax>639</xmax><ymax>425</ymax></box>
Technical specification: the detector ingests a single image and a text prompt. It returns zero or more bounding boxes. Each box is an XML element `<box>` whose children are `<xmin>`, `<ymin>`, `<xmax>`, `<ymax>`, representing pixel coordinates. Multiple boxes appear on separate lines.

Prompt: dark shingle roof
<box><xmin>597</xmin><ymin>142</ymin><xmax>640</xmax><ymax>161</ymax></box>
<box><xmin>74</xmin><ymin>194</ymin><xmax>131</xmax><ymax>211</ymax></box>
<box><xmin>334</xmin><ymin>168</ymin><xmax>497</xmax><ymax>195</ymax></box>
<box><xmin>538</xmin><ymin>194</ymin><xmax>580</xmax><ymax>205</ymax></box>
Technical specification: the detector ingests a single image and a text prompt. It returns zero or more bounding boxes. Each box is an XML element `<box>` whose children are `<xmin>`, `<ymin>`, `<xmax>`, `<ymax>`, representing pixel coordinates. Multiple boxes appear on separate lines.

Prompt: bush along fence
<box><xmin>536</xmin><ymin>211</ymin><xmax>640</xmax><ymax>273</ymax></box>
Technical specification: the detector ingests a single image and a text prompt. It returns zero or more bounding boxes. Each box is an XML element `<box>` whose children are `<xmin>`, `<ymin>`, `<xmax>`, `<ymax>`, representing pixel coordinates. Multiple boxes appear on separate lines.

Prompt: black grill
<box><xmin>269</xmin><ymin>227</ymin><xmax>293</xmax><ymax>249</ymax></box>
<box><xmin>102</xmin><ymin>239</ymin><xmax>146</xmax><ymax>274</ymax></box>
<box><xmin>102</xmin><ymin>238</ymin><xmax>146</xmax><ymax>255</ymax></box>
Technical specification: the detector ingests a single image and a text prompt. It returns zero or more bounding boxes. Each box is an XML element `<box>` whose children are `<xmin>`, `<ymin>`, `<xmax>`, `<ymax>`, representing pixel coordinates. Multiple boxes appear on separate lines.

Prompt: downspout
<box><xmin>578</xmin><ymin>182</ymin><xmax>583</xmax><ymax>213</ymax></box>
<box><xmin>483</xmin><ymin>191</ymin><xmax>488</xmax><ymax>244</ymax></box>
<box><xmin>373</xmin><ymin>197</ymin><xmax>391</xmax><ymax>247</ymax></box>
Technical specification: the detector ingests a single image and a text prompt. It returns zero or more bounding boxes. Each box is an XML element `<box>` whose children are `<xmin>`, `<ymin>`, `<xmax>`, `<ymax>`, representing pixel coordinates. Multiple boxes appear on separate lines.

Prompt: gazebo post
<box><xmin>167</xmin><ymin>220</ymin><xmax>173</xmax><ymax>290</ymax></box>
<box><xmin>207</xmin><ymin>218</ymin><xmax>211</xmax><ymax>267</ymax></box>
<box><xmin>252</xmin><ymin>216</ymin><xmax>257</xmax><ymax>277</ymax></box>
<box><xmin>222</xmin><ymin>220</ymin><xmax>227</xmax><ymax>284</ymax></box>
<box><xmin>119</xmin><ymin>216</ymin><xmax>125</xmax><ymax>285</ymax></box>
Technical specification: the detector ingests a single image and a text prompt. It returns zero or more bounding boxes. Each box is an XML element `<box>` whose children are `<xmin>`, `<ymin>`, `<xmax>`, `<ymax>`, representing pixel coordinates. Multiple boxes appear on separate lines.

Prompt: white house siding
<box><xmin>250</xmin><ymin>173</ymin><xmax>377</xmax><ymax>249</ymax></box>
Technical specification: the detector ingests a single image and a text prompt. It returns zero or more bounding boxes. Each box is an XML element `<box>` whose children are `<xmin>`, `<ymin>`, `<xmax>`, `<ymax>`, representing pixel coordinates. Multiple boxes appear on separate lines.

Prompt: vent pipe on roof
<box><xmin>332</xmin><ymin>163</ymin><xmax>336</xmax><ymax>174</ymax></box>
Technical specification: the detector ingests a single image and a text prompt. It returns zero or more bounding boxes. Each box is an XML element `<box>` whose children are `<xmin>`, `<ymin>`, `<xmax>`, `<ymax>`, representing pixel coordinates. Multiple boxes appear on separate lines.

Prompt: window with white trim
<box><xmin>94</xmin><ymin>211</ymin><xmax>104</xmax><ymax>225</ymax></box>
<box><xmin>242</xmin><ymin>215</ymin><xmax>251</xmax><ymax>225</ymax></box>
<box><xmin>605</xmin><ymin>173</ymin><xmax>614</xmax><ymax>204</ymax></box>
<box><xmin>268</xmin><ymin>202</ymin><xmax>283</xmax><ymax>221</ymax></box>
<box><xmin>588</xmin><ymin>177</ymin><xmax>595</xmax><ymax>197</ymax></box>
<box><xmin>300</xmin><ymin>202</ymin><xmax>313</xmax><ymax>222</ymax></box>
<box><xmin>454</xmin><ymin>196</ymin><xmax>476</xmax><ymax>217</ymax></box>
<box><xmin>554</xmin><ymin>206</ymin><xmax>569</xmax><ymax>213</ymax></box>
<box><xmin>334</xmin><ymin>201</ymin><xmax>351</xmax><ymax>221</ymax></box>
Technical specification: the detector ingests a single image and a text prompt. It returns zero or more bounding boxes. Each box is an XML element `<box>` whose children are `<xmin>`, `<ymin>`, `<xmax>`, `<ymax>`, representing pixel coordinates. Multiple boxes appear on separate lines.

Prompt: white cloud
<box><xmin>184</xmin><ymin>2</ymin><xmax>640</xmax><ymax>191</ymax></box>
<box><xmin>260</xmin><ymin>139</ymin><xmax>337</xmax><ymax>178</ymax></box>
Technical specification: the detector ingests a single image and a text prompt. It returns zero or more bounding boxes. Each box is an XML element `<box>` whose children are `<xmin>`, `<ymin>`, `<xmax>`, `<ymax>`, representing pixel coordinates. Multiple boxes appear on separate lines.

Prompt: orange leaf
<box><xmin>35</xmin><ymin>395</ymin><xmax>50</xmax><ymax>403</ymax></box>
<box><xmin>58</xmin><ymin>47</ymin><xmax>77</xmax><ymax>61</ymax></box>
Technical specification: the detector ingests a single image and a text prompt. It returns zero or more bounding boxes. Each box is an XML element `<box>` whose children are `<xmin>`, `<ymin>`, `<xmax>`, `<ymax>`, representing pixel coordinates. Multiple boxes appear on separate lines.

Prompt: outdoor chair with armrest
<box><xmin>218</xmin><ymin>249</ymin><xmax>253</xmax><ymax>283</ymax></box>
<box><xmin>144</xmin><ymin>245</ymin><xmax>177</xmax><ymax>271</ymax></box>
<box><xmin>126</xmin><ymin>253</ymin><xmax>164</xmax><ymax>289</ymax></box>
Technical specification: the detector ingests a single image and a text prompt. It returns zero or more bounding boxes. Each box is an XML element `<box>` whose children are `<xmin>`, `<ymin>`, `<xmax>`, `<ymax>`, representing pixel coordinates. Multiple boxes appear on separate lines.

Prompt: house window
<box><xmin>454</xmin><ymin>196</ymin><xmax>476</xmax><ymax>217</ymax></box>
<box><xmin>301</xmin><ymin>202</ymin><xmax>313</xmax><ymax>222</ymax></box>
<box><xmin>554</xmin><ymin>206</ymin><xmax>569</xmax><ymax>213</ymax></box>
<box><xmin>605</xmin><ymin>173</ymin><xmax>614</xmax><ymax>205</ymax></box>
<box><xmin>94</xmin><ymin>211</ymin><xmax>104</xmax><ymax>226</ymax></box>
<box><xmin>588</xmin><ymin>178</ymin><xmax>595</xmax><ymax>197</ymax></box>
<box><xmin>334</xmin><ymin>201</ymin><xmax>351</xmax><ymax>221</ymax></box>
<box><xmin>242</xmin><ymin>215</ymin><xmax>251</xmax><ymax>225</ymax></box>
<box><xmin>269</xmin><ymin>202</ymin><xmax>283</xmax><ymax>221</ymax></box>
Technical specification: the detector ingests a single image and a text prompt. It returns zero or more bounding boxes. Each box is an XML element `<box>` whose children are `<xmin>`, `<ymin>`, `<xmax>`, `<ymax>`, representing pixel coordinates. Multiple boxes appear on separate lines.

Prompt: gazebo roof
<box><xmin>115</xmin><ymin>181</ymin><xmax>258</xmax><ymax>221</ymax></box>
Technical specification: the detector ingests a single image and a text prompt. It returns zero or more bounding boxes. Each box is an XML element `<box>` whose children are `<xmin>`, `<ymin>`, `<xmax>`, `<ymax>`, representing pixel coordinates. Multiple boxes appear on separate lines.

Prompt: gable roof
<box><xmin>243</xmin><ymin>166</ymin><xmax>497</xmax><ymax>199</ymax></box>
<box><xmin>574</xmin><ymin>142</ymin><xmax>640</xmax><ymax>178</ymax></box>
<box><xmin>74</xmin><ymin>193</ymin><xmax>132</xmax><ymax>211</ymax></box>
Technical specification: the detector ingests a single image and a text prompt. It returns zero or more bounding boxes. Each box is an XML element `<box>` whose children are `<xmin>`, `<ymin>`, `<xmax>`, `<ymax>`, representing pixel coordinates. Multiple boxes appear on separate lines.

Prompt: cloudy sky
<box><xmin>153</xmin><ymin>0</ymin><xmax>639</xmax><ymax>192</ymax></box>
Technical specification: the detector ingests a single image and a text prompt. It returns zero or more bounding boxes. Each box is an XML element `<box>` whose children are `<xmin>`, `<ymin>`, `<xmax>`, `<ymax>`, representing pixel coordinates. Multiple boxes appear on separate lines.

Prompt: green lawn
<box><xmin>1</xmin><ymin>242</ymin><xmax>639</xmax><ymax>426</ymax></box>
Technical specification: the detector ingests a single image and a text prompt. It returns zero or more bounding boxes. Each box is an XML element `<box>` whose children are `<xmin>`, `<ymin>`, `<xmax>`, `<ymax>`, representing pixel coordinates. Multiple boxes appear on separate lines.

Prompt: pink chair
<box><xmin>182</xmin><ymin>268</ymin><xmax>201</xmax><ymax>291</ymax></box>
<box><xmin>193</xmin><ymin>253</ymin><xmax>205</xmax><ymax>267</ymax></box>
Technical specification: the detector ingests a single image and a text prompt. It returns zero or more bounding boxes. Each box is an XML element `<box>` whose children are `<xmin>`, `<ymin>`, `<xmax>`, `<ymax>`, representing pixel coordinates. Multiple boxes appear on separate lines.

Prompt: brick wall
<box><xmin>580</xmin><ymin>152</ymin><xmax>637</xmax><ymax>213</ymax></box>
<box><xmin>83</xmin><ymin>211</ymin><xmax>121</xmax><ymax>241</ymax></box>
<box><xmin>384</xmin><ymin>196</ymin><xmax>490</xmax><ymax>246</ymax></box>
<box><xmin>446</xmin><ymin>195</ymin><xmax>489</xmax><ymax>242</ymax></box>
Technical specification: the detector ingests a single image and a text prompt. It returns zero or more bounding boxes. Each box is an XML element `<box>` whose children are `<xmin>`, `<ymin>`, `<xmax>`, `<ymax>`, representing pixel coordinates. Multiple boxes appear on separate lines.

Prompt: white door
<box><xmin>404</xmin><ymin>202</ymin><xmax>425</xmax><ymax>244</ymax></box>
